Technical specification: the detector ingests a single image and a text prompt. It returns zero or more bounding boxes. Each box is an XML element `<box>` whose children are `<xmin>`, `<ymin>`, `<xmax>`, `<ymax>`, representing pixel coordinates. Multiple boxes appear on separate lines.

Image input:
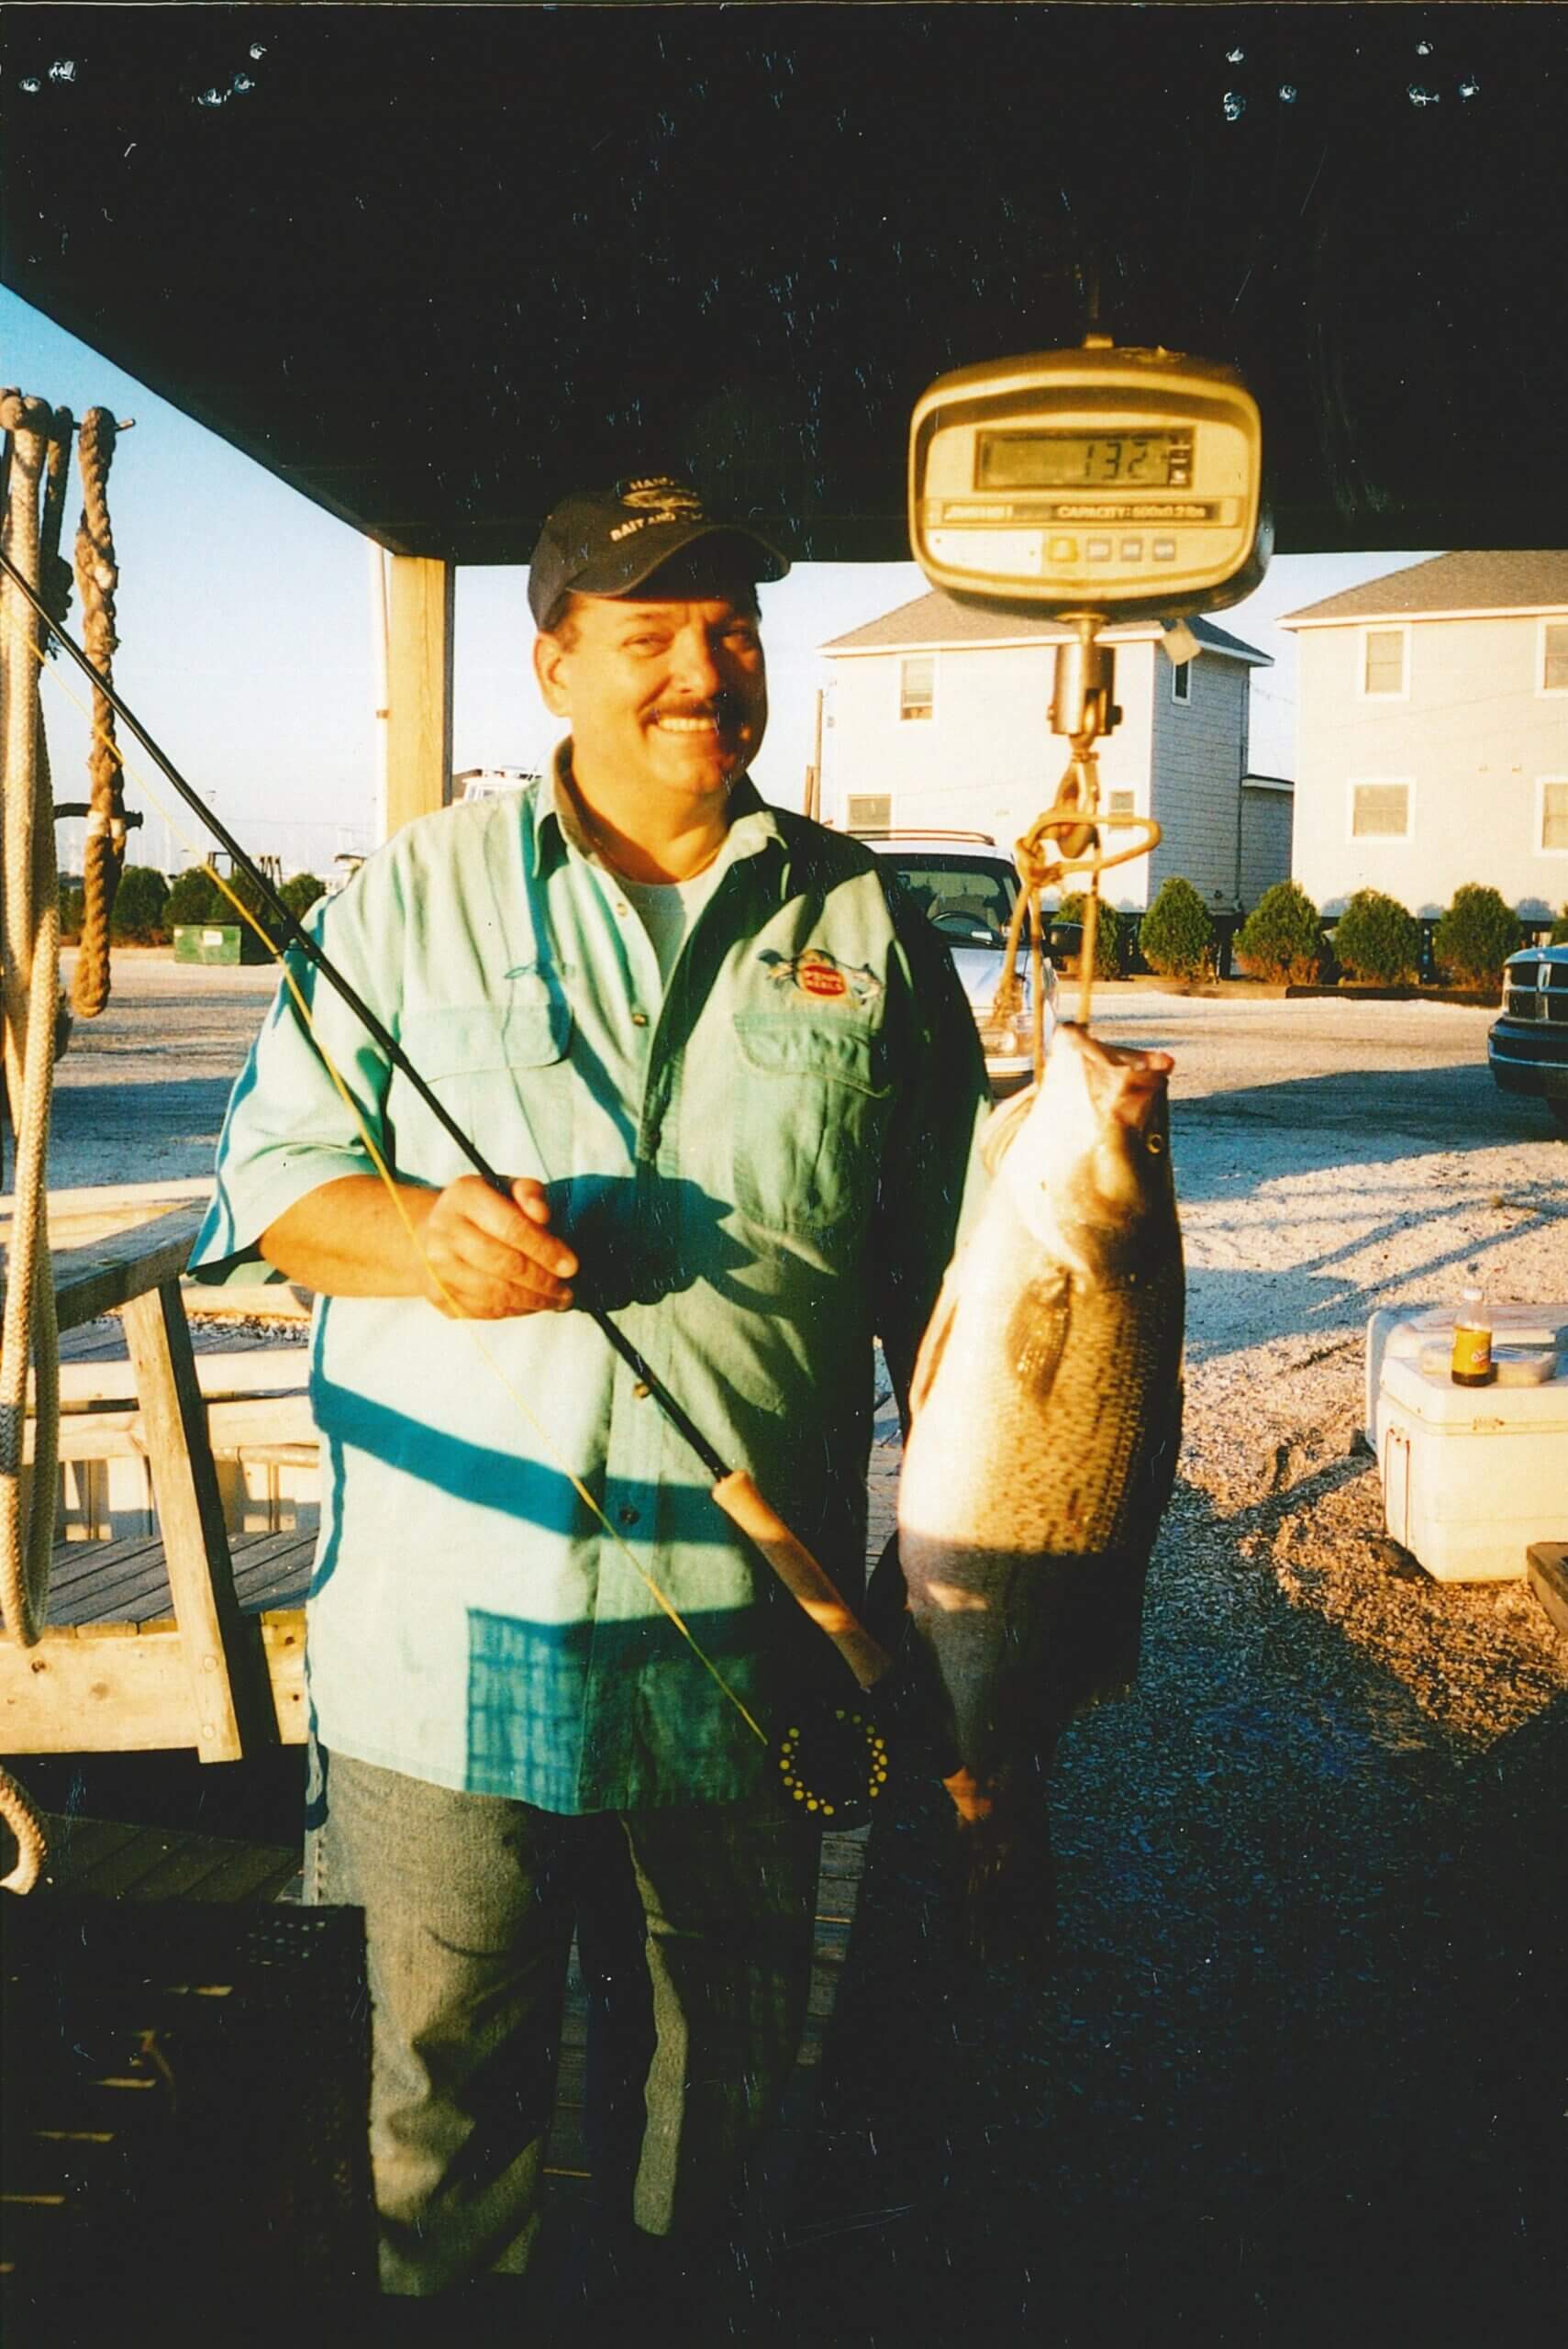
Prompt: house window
<box><xmin>1171</xmin><ymin>660</ymin><xmax>1192</xmax><ymax>705</ymax></box>
<box><xmin>1362</xmin><ymin>627</ymin><xmax>1407</xmax><ymax>696</ymax></box>
<box><xmin>1540</xmin><ymin>778</ymin><xmax>1568</xmax><ymax>853</ymax></box>
<box><xmin>1350</xmin><ymin>780</ymin><xmax>1413</xmax><ymax>841</ymax></box>
<box><xmin>899</xmin><ymin>654</ymin><xmax>935</xmax><ymax>721</ymax></box>
<box><xmin>1541</xmin><ymin>620</ymin><xmax>1568</xmax><ymax>694</ymax></box>
<box><xmin>844</xmin><ymin>793</ymin><xmax>893</xmax><ymax>833</ymax></box>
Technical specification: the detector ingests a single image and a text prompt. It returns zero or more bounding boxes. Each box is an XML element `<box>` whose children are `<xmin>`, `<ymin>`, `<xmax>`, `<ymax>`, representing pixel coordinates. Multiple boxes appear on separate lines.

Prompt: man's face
<box><xmin>532</xmin><ymin>584</ymin><xmax>768</xmax><ymax>814</ymax></box>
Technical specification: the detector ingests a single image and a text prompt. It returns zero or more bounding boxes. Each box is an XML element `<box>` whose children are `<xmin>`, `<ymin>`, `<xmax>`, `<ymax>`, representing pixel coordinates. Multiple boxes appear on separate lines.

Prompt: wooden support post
<box><xmin>384</xmin><ymin>552</ymin><xmax>454</xmax><ymax>837</ymax></box>
<box><xmin>120</xmin><ymin>1280</ymin><xmax>276</xmax><ymax>1762</ymax></box>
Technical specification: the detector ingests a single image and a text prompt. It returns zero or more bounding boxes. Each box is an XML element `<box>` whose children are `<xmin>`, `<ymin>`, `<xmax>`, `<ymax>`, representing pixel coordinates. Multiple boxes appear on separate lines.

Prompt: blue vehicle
<box><xmin>1488</xmin><ymin>944</ymin><xmax>1568</xmax><ymax>1130</ymax></box>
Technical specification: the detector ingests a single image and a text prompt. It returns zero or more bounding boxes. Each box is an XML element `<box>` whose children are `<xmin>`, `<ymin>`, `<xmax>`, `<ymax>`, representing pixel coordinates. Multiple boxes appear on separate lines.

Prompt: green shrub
<box><xmin>1236</xmin><ymin>880</ymin><xmax>1324</xmax><ymax>985</ymax></box>
<box><xmin>109</xmin><ymin>864</ymin><xmax>172</xmax><ymax>945</ymax></box>
<box><xmin>1330</xmin><ymin>887</ymin><xmax>1422</xmax><ymax>985</ymax></box>
<box><xmin>163</xmin><ymin>863</ymin><xmax>281</xmax><ymax>944</ymax></box>
<box><xmin>277</xmin><ymin>872</ymin><xmax>328</xmax><ymax>929</ymax></box>
<box><xmin>1138</xmin><ymin>876</ymin><xmax>1215</xmax><ymax>982</ymax></box>
<box><xmin>164</xmin><ymin>865</ymin><xmax>226</xmax><ymax>929</ymax></box>
<box><xmin>1056</xmin><ymin>892</ymin><xmax>1124</xmax><ymax>979</ymax></box>
<box><xmin>1549</xmin><ymin>905</ymin><xmax>1568</xmax><ymax>947</ymax></box>
<box><xmin>57</xmin><ymin>877</ymin><xmax>83</xmax><ymax>941</ymax></box>
<box><xmin>1432</xmin><ymin>884</ymin><xmax>1523</xmax><ymax>990</ymax></box>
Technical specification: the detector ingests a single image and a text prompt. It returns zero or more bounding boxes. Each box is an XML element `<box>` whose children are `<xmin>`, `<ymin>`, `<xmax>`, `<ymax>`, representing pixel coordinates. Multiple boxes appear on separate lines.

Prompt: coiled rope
<box><xmin>0</xmin><ymin>391</ymin><xmax>71</xmax><ymax>1892</ymax></box>
<box><xmin>69</xmin><ymin>410</ymin><xmax>124</xmax><ymax>1019</ymax></box>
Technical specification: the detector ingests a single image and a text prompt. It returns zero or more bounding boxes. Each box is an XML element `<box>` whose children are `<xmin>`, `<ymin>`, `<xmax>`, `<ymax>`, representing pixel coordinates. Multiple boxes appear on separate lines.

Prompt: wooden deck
<box><xmin>11</xmin><ymin>1794</ymin><xmax>868</xmax><ymax>2288</ymax></box>
<box><xmin>6</xmin><ymin>1508</ymin><xmax>874</xmax><ymax>2290</ymax></box>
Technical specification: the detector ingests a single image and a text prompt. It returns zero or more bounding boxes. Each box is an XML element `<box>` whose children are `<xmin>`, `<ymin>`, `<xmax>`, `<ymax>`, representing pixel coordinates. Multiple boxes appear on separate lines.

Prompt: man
<box><xmin>190</xmin><ymin>477</ymin><xmax>990</xmax><ymax>2303</ymax></box>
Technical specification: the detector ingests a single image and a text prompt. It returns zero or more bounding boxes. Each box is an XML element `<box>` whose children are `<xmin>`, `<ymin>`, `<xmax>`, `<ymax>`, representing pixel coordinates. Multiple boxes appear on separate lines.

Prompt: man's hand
<box><xmin>417</xmin><ymin>1175</ymin><xmax>578</xmax><ymax>1319</ymax></box>
<box><xmin>260</xmin><ymin>1174</ymin><xmax>578</xmax><ymax>1315</ymax></box>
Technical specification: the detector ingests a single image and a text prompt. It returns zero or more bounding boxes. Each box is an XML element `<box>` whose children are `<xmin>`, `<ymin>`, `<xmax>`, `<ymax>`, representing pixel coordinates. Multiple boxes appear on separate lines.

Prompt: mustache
<box><xmin>651</xmin><ymin>696</ymin><xmax>743</xmax><ymax>724</ymax></box>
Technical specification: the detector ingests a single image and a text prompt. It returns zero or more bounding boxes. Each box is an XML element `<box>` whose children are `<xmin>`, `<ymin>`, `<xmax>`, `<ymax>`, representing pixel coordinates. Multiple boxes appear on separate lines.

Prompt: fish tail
<box><xmin>954</xmin><ymin>1779</ymin><xmax>1058</xmax><ymax>1971</ymax></box>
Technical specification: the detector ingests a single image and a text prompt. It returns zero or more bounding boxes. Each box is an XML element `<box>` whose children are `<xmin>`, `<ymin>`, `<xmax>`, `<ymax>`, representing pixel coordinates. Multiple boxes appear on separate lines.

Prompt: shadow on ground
<box><xmin>772</xmin><ymin>1467</ymin><xmax>1566</xmax><ymax>2347</ymax></box>
<box><xmin>1174</xmin><ymin>1061</ymin><xmax>1568</xmax><ymax>1183</ymax></box>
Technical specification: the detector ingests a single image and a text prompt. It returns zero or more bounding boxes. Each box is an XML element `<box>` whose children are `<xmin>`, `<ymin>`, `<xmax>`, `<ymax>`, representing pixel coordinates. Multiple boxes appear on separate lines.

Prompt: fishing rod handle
<box><xmin>711</xmin><ymin>1471</ymin><xmax>894</xmax><ymax>1692</ymax></box>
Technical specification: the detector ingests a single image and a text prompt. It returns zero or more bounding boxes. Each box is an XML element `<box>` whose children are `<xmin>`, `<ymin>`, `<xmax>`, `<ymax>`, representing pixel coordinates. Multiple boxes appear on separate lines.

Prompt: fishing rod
<box><xmin>1</xmin><ymin>542</ymin><xmax>938</xmax><ymax>1817</ymax></box>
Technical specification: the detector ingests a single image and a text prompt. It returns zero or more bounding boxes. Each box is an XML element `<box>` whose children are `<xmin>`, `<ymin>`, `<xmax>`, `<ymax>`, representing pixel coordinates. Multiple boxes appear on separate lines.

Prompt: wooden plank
<box><xmin>40</xmin><ymin>1529</ymin><xmax>315</xmax><ymax>1629</ymax></box>
<box><xmin>0</xmin><ymin>1202</ymin><xmax>208</xmax><ymax>1333</ymax></box>
<box><xmin>128</xmin><ymin>1834</ymin><xmax>301</xmax><ymax>1908</ymax></box>
<box><xmin>51</xmin><ymin>1567</ymin><xmax>176</xmax><ymax>1630</ymax></box>
<box><xmin>36</xmin><ymin>1815</ymin><xmax>146</xmax><ymax>1882</ymax></box>
<box><xmin>49</xmin><ymin>1348</ymin><xmax>309</xmax><ymax>1409</ymax></box>
<box><xmin>121</xmin><ymin>1281</ymin><xmax>275</xmax><ymax>1762</ymax></box>
<box><xmin>50</xmin><ymin>1822</ymin><xmax>212</xmax><ymax>1900</ymax></box>
<box><xmin>45</xmin><ymin>1531</ymin><xmax>168</xmax><ymax>1598</ymax></box>
<box><xmin>230</xmin><ymin>1549</ymin><xmax>316</xmax><ymax>1612</ymax></box>
<box><xmin>385</xmin><ymin>553</ymin><xmax>454</xmax><ymax>832</ymax></box>
<box><xmin>0</xmin><ymin>1612</ymin><xmax>306</xmax><ymax>1752</ymax></box>
<box><xmin>1526</xmin><ymin>1540</ymin><xmax>1568</xmax><ymax>1637</ymax></box>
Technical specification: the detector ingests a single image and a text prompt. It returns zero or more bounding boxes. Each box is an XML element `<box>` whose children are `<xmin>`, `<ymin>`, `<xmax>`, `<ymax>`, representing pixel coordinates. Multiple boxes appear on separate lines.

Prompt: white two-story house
<box><xmin>1281</xmin><ymin>550</ymin><xmax>1568</xmax><ymax>918</ymax></box>
<box><xmin>818</xmin><ymin>590</ymin><xmax>1275</xmax><ymax>914</ymax></box>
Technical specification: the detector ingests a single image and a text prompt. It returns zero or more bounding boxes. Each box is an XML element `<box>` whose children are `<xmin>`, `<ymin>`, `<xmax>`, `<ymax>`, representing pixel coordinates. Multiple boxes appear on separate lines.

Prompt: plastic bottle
<box><xmin>1451</xmin><ymin>1286</ymin><xmax>1496</xmax><ymax>1387</ymax></box>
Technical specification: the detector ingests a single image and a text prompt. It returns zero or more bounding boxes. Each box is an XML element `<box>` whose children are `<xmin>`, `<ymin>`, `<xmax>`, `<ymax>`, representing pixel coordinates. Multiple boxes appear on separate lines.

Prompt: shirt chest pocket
<box><xmin>392</xmin><ymin>998</ymin><xmax>574</xmax><ymax>1183</ymax></box>
<box><xmin>730</xmin><ymin>1012</ymin><xmax>893</xmax><ymax>1259</ymax></box>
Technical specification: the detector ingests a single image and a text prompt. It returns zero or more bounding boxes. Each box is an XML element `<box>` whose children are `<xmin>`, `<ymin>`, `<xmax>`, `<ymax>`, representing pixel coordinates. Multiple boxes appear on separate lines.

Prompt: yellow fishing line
<box><xmin>37</xmin><ymin>648</ymin><xmax>769</xmax><ymax>1745</ymax></box>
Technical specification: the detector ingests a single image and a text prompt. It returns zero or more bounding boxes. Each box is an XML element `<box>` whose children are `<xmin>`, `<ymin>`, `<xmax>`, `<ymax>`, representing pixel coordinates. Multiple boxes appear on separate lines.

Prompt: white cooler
<box><xmin>1371</xmin><ymin>1314</ymin><xmax>1568</xmax><ymax>1581</ymax></box>
<box><xmin>1364</xmin><ymin>1302</ymin><xmax>1568</xmax><ymax>1448</ymax></box>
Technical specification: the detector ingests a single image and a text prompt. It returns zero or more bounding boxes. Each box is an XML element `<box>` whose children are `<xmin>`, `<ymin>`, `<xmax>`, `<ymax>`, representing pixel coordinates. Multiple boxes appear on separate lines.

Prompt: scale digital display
<box><xmin>908</xmin><ymin>341</ymin><xmax>1269</xmax><ymax>621</ymax></box>
<box><xmin>977</xmin><ymin>430</ymin><xmax>1191</xmax><ymax>491</ymax></box>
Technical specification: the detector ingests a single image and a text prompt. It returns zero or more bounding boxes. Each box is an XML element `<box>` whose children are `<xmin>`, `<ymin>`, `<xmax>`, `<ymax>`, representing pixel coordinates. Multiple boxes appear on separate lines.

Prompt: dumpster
<box><xmin>172</xmin><ymin>923</ymin><xmax>271</xmax><ymax>965</ymax></box>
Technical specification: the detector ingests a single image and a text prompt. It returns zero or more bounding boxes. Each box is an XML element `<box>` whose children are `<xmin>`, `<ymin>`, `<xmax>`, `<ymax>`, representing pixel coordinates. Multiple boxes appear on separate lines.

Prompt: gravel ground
<box><xmin>38</xmin><ymin>950</ymin><xmax>278</xmax><ymax>1192</ymax></box>
<box><xmin>17</xmin><ymin>961</ymin><xmax>1568</xmax><ymax>2342</ymax></box>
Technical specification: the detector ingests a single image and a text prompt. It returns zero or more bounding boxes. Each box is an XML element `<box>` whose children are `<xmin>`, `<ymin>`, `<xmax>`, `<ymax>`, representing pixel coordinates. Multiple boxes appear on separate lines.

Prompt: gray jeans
<box><xmin>304</xmin><ymin>1738</ymin><xmax>819</xmax><ymax>2296</ymax></box>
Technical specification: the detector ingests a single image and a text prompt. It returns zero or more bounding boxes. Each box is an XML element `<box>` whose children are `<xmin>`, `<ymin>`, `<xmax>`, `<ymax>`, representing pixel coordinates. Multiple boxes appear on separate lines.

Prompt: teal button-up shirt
<box><xmin>190</xmin><ymin>760</ymin><xmax>989</xmax><ymax>1810</ymax></box>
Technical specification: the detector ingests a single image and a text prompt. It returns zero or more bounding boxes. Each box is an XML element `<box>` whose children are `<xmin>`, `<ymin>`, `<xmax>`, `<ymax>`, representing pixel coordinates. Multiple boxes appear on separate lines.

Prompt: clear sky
<box><xmin>4</xmin><ymin>286</ymin><xmax>1431</xmax><ymax>879</ymax></box>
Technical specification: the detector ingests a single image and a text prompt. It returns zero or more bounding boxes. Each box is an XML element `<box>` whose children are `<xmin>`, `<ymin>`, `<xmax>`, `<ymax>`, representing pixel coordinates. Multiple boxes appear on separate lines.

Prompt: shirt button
<box><xmin>617</xmin><ymin>1504</ymin><xmax>639</xmax><ymax>1527</ymax></box>
<box><xmin>633</xmin><ymin>1382</ymin><xmax>651</xmax><ymax>1399</ymax></box>
<box><xmin>630</xmin><ymin>1010</ymin><xmax>650</xmax><ymax>1028</ymax></box>
<box><xmin>615</xmin><ymin>901</ymin><xmax>630</xmax><ymax>917</ymax></box>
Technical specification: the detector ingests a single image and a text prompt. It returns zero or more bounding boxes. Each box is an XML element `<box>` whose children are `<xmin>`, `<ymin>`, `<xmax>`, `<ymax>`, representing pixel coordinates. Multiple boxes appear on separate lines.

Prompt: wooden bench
<box><xmin>2</xmin><ymin>1198</ymin><xmax>299</xmax><ymax>1762</ymax></box>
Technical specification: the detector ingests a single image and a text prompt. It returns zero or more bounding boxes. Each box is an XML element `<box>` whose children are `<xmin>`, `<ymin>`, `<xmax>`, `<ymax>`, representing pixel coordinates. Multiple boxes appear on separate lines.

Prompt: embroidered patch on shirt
<box><xmin>758</xmin><ymin>947</ymin><xmax>884</xmax><ymax>1008</ymax></box>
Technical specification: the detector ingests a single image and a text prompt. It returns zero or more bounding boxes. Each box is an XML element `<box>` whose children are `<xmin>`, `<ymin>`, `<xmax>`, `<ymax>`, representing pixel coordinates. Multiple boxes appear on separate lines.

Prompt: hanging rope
<box><xmin>0</xmin><ymin>391</ymin><xmax>70</xmax><ymax>1894</ymax></box>
<box><xmin>989</xmin><ymin>622</ymin><xmax>1163</xmax><ymax>1064</ymax></box>
<box><xmin>69</xmin><ymin>409</ymin><xmax>124</xmax><ymax>1019</ymax></box>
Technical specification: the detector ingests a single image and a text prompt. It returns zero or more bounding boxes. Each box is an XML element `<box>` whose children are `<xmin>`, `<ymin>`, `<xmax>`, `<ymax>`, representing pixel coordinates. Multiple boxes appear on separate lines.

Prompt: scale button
<box><xmin>1152</xmin><ymin>537</ymin><xmax>1177</xmax><ymax>562</ymax></box>
<box><xmin>1049</xmin><ymin>536</ymin><xmax>1079</xmax><ymax>563</ymax></box>
<box><xmin>1086</xmin><ymin>538</ymin><xmax>1113</xmax><ymax>562</ymax></box>
<box><xmin>1120</xmin><ymin>538</ymin><xmax>1144</xmax><ymax>562</ymax></box>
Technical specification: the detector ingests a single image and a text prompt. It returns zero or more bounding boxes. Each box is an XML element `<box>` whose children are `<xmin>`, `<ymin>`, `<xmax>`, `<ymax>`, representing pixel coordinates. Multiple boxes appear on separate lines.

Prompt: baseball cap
<box><xmin>527</xmin><ymin>476</ymin><xmax>791</xmax><ymax>627</ymax></box>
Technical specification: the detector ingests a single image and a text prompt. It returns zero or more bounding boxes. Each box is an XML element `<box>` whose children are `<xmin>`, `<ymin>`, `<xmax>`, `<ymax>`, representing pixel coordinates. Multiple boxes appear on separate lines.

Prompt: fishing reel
<box><xmin>770</xmin><ymin>1628</ymin><xmax>962</xmax><ymax>1829</ymax></box>
<box><xmin>773</xmin><ymin>1699</ymin><xmax>891</xmax><ymax>1829</ymax></box>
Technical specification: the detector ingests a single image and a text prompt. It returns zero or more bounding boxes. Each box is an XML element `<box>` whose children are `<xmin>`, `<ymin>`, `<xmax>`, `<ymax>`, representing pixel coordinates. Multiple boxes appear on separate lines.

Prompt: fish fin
<box><xmin>979</xmin><ymin>1083</ymin><xmax>1038</xmax><ymax>1175</ymax></box>
<box><xmin>1006</xmin><ymin>1265</ymin><xmax>1072</xmax><ymax>1397</ymax></box>
<box><xmin>906</xmin><ymin>1273</ymin><xmax>961</xmax><ymax>1422</ymax></box>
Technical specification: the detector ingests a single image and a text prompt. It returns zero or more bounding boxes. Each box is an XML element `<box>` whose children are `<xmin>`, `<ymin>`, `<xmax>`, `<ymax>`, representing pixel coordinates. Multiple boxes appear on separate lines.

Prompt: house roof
<box><xmin>822</xmin><ymin>592</ymin><xmax>1270</xmax><ymax>666</ymax></box>
<box><xmin>1279</xmin><ymin>551</ymin><xmax>1568</xmax><ymax>629</ymax></box>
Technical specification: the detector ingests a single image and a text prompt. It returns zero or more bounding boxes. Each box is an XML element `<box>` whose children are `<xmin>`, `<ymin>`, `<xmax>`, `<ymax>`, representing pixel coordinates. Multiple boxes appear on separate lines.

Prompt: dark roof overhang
<box><xmin>4</xmin><ymin>5</ymin><xmax>1564</xmax><ymax>564</ymax></box>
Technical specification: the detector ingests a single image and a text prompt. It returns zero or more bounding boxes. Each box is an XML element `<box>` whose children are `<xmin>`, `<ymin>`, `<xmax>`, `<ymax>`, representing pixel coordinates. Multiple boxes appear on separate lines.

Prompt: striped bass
<box><xmin>897</xmin><ymin>1021</ymin><xmax>1184</xmax><ymax>1962</ymax></box>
